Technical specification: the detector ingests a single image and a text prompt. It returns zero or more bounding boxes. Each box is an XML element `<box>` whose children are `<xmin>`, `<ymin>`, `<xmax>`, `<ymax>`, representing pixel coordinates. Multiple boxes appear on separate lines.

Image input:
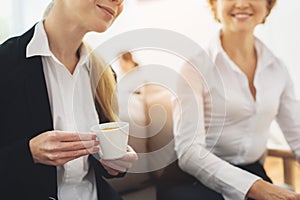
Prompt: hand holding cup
<box><xmin>29</xmin><ymin>130</ymin><xmax>99</xmax><ymax>166</ymax></box>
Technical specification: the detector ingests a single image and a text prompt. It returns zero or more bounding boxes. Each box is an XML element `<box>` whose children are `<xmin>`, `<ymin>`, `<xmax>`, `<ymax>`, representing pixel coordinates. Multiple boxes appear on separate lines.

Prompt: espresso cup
<box><xmin>91</xmin><ymin>122</ymin><xmax>129</xmax><ymax>160</ymax></box>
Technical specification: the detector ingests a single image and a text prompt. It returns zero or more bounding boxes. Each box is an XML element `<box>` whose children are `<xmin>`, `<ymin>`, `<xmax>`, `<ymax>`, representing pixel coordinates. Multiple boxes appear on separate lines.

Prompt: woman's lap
<box><xmin>157</xmin><ymin>181</ymin><xmax>224</xmax><ymax>200</ymax></box>
<box><xmin>156</xmin><ymin>161</ymin><xmax>272</xmax><ymax>200</ymax></box>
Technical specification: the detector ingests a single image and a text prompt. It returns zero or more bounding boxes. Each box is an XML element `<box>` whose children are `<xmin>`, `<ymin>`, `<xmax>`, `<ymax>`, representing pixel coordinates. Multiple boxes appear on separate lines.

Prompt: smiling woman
<box><xmin>98</xmin><ymin>4</ymin><xmax>116</xmax><ymax>17</ymax></box>
<box><xmin>0</xmin><ymin>0</ymin><xmax>139</xmax><ymax>200</ymax></box>
<box><xmin>157</xmin><ymin>0</ymin><xmax>300</xmax><ymax>200</ymax></box>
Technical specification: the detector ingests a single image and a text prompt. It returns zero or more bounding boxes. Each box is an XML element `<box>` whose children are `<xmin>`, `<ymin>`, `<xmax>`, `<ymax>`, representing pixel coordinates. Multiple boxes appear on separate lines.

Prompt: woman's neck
<box><xmin>221</xmin><ymin>29</ymin><xmax>256</xmax><ymax>62</ymax></box>
<box><xmin>43</xmin><ymin>4</ymin><xmax>87</xmax><ymax>73</ymax></box>
<box><xmin>221</xmin><ymin>29</ymin><xmax>258</xmax><ymax>101</ymax></box>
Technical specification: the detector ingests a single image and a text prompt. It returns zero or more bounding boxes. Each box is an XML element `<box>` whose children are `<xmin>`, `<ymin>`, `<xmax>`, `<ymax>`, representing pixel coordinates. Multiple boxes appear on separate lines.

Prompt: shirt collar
<box><xmin>209</xmin><ymin>29</ymin><xmax>276</xmax><ymax>70</ymax></box>
<box><xmin>26</xmin><ymin>21</ymin><xmax>52</xmax><ymax>58</ymax></box>
<box><xmin>77</xmin><ymin>43</ymin><xmax>90</xmax><ymax>70</ymax></box>
<box><xmin>26</xmin><ymin>21</ymin><xmax>90</xmax><ymax>71</ymax></box>
<box><xmin>254</xmin><ymin>37</ymin><xmax>276</xmax><ymax>70</ymax></box>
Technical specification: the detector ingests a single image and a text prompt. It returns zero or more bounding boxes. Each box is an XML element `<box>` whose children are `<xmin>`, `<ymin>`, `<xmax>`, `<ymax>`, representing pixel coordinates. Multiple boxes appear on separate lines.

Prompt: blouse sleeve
<box><xmin>275</xmin><ymin>62</ymin><xmax>300</xmax><ymax>161</ymax></box>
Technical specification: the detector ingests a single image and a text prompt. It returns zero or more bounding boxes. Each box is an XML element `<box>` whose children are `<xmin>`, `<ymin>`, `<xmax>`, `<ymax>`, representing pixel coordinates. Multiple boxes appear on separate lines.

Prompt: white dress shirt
<box><xmin>26</xmin><ymin>21</ymin><xmax>99</xmax><ymax>200</ymax></box>
<box><xmin>173</xmin><ymin>31</ymin><xmax>300</xmax><ymax>200</ymax></box>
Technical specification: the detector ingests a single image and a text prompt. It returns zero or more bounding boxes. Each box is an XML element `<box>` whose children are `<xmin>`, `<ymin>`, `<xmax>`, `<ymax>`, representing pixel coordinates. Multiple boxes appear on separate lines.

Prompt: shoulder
<box><xmin>255</xmin><ymin>37</ymin><xmax>288</xmax><ymax>70</ymax></box>
<box><xmin>0</xmin><ymin>25</ymin><xmax>36</xmax><ymax>60</ymax></box>
<box><xmin>0</xmin><ymin>25</ymin><xmax>37</xmax><ymax>86</ymax></box>
<box><xmin>0</xmin><ymin>36</ymin><xmax>20</xmax><ymax>63</ymax></box>
<box><xmin>0</xmin><ymin>25</ymin><xmax>36</xmax><ymax>70</ymax></box>
<box><xmin>257</xmin><ymin>39</ymin><xmax>292</xmax><ymax>85</ymax></box>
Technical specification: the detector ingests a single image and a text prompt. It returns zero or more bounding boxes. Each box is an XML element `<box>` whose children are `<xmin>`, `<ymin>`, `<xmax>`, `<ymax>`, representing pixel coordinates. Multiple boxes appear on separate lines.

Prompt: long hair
<box><xmin>88</xmin><ymin>46</ymin><xmax>119</xmax><ymax>122</ymax></box>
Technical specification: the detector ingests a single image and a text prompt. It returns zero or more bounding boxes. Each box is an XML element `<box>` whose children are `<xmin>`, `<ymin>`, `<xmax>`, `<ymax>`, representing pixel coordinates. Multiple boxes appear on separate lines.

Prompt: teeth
<box><xmin>234</xmin><ymin>14</ymin><xmax>250</xmax><ymax>18</ymax></box>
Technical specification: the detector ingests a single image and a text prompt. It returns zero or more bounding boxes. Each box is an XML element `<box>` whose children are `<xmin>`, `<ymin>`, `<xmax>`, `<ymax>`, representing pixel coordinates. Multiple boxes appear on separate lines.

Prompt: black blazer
<box><xmin>0</xmin><ymin>25</ymin><xmax>122</xmax><ymax>200</ymax></box>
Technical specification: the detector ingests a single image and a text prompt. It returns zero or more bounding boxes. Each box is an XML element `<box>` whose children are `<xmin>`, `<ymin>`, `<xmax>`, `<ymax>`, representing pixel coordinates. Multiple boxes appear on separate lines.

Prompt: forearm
<box><xmin>0</xmin><ymin>138</ymin><xmax>35</xmax><ymax>173</ymax></box>
<box><xmin>178</xmin><ymin>145</ymin><xmax>260</xmax><ymax>199</ymax></box>
<box><xmin>0</xmin><ymin>138</ymin><xmax>56</xmax><ymax>190</ymax></box>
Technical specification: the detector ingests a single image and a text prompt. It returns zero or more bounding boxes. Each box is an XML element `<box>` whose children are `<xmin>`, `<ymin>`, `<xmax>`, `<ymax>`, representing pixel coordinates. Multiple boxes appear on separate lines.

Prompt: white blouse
<box><xmin>172</xmin><ymin>32</ymin><xmax>300</xmax><ymax>200</ymax></box>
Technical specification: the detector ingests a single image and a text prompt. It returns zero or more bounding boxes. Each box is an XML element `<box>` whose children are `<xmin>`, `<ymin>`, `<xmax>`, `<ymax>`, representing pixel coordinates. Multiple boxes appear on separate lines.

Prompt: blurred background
<box><xmin>1</xmin><ymin>0</ymin><xmax>300</xmax><ymax>191</ymax></box>
<box><xmin>1</xmin><ymin>0</ymin><xmax>299</xmax><ymax>93</ymax></box>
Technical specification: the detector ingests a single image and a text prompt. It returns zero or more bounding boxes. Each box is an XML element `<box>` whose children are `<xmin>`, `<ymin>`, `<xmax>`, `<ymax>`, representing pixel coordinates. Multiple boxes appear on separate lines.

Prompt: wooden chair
<box><xmin>267</xmin><ymin>148</ymin><xmax>298</xmax><ymax>190</ymax></box>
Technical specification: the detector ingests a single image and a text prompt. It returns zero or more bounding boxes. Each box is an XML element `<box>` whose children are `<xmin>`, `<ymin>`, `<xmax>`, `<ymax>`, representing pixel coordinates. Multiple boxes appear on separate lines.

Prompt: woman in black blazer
<box><xmin>0</xmin><ymin>0</ymin><xmax>137</xmax><ymax>199</ymax></box>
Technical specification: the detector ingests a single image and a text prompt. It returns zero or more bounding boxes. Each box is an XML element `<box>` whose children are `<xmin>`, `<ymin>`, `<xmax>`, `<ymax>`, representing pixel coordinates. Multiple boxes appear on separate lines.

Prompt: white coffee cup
<box><xmin>91</xmin><ymin>122</ymin><xmax>129</xmax><ymax>160</ymax></box>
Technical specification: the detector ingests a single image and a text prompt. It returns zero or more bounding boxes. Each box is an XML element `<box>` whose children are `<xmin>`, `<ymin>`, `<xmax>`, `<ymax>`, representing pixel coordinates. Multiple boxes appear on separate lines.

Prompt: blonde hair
<box><xmin>207</xmin><ymin>0</ymin><xmax>277</xmax><ymax>23</ymax></box>
<box><xmin>43</xmin><ymin>1</ymin><xmax>118</xmax><ymax>122</ymax></box>
<box><xmin>88</xmin><ymin>48</ymin><xmax>119</xmax><ymax>122</ymax></box>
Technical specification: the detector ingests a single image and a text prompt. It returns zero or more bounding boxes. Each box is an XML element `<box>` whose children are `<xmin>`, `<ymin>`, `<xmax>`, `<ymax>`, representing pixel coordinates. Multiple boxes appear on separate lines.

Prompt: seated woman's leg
<box><xmin>157</xmin><ymin>181</ymin><xmax>224</xmax><ymax>200</ymax></box>
<box><xmin>156</xmin><ymin>161</ymin><xmax>272</xmax><ymax>200</ymax></box>
<box><xmin>156</xmin><ymin>163</ymin><xmax>223</xmax><ymax>200</ymax></box>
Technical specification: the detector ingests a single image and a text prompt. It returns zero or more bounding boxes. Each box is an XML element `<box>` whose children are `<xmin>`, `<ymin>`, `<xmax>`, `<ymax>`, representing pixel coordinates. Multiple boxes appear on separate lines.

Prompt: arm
<box><xmin>0</xmin><ymin>138</ymin><xmax>40</xmax><ymax>181</ymax></box>
<box><xmin>0</xmin><ymin>38</ymin><xmax>57</xmax><ymax>192</ymax></box>
<box><xmin>173</xmin><ymin>55</ymin><xmax>260</xmax><ymax>200</ymax></box>
<box><xmin>275</xmin><ymin>63</ymin><xmax>300</xmax><ymax>160</ymax></box>
<box><xmin>0</xmin><ymin>137</ymin><xmax>59</xmax><ymax>199</ymax></box>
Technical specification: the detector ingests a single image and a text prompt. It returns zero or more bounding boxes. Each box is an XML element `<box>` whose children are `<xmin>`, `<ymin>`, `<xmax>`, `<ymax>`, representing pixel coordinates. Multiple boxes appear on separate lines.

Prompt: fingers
<box><xmin>99</xmin><ymin>145</ymin><xmax>138</xmax><ymax>172</ymax></box>
<box><xmin>50</xmin><ymin>157</ymin><xmax>76</xmax><ymax>166</ymax></box>
<box><xmin>57</xmin><ymin>140</ymin><xmax>100</xmax><ymax>151</ymax></box>
<box><xmin>57</xmin><ymin>147</ymin><xmax>99</xmax><ymax>159</ymax></box>
<box><xmin>44</xmin><ymin>145</ymin><xmax>99</xmax><ymax>166</ymax></box>
<box><xmin>53</xmin><ymin>132</ymin><xmax>97</xmax><ymax>142</ymax></box>
<box><xmin>30</xmin><ymin>130</ymin><xmax>101</xmax><ymax>166</ymax></box>
<box><xmin>46</xmin><ymin>147</ymin><xmax>99</xmax><ymax>166</ymax></box>
<box><xmin>117</xmin><ymin>153</ymin><xmax>137</xmax><ymax>163</ymax></box>
<box><xmin>118</xmin><ymin>149</ymin><xmax>138</xmax><ymax>162</ymax></box>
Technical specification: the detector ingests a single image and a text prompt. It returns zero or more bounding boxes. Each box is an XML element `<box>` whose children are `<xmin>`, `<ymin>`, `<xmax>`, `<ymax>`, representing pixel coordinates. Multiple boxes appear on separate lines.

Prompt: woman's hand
<box><xmin>247</xmin><ymin>179</ymin><xmax>300</xmax><ymax>200</ymax></box>
<box><xmin>29</xmin><ymin>131</ymin><xmax>99</xmax><ymax>166</ymax></box>
<box><xmin>100</xmin><ymin>145</ymin><xmax>138</xmax><ymax>176</ymax></box>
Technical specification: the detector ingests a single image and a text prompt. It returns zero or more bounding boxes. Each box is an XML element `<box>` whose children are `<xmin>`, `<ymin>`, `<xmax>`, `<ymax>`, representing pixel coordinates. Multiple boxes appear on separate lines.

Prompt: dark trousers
<box><xmin>156</xmin><ymin>161</ymin><xmax>272</xmax><ymax>200</ymax></box>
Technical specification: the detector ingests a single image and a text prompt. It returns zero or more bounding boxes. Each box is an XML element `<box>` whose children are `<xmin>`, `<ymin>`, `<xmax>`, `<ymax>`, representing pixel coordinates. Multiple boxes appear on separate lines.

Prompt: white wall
<box><xmin>86</xmin><ymin>0</ymin><xmax>219</xmax><ymax>48</ymax></box>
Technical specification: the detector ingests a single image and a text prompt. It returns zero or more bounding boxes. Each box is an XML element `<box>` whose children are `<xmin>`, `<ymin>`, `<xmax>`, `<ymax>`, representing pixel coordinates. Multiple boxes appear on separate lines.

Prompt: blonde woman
<box><xmin>0</xmin><ymin>0</ymin><xmax>138</xmax><ymax>199</ymax></box>
<box><xmin>159</xmin><ymin>0</ymin><xmax>300</xmax><ymax>199</ymax></box>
